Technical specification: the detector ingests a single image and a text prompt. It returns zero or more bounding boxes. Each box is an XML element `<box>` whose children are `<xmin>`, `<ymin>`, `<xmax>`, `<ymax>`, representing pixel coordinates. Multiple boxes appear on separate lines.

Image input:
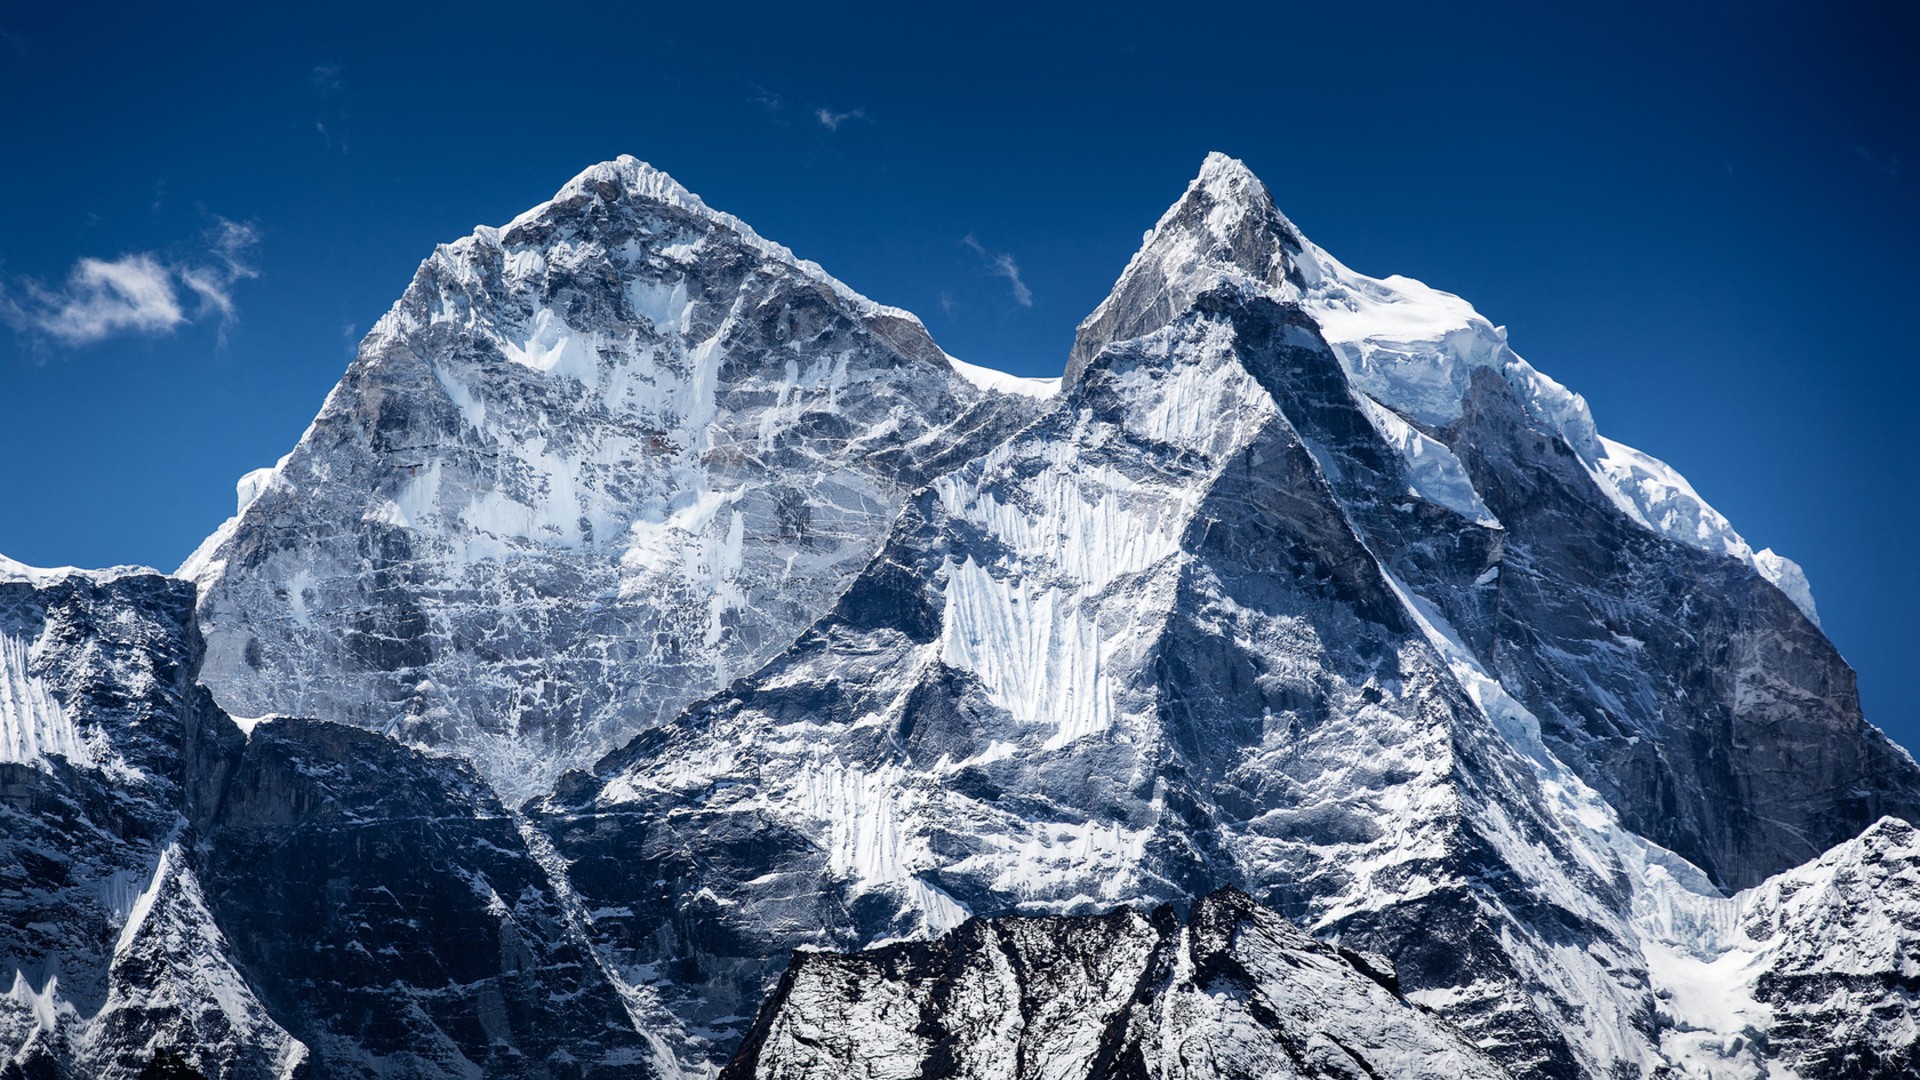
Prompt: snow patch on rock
<box><xmin>945</xmin><ymin>354</ymin><xmax>1061</xmax><ymax>399</ymax></box>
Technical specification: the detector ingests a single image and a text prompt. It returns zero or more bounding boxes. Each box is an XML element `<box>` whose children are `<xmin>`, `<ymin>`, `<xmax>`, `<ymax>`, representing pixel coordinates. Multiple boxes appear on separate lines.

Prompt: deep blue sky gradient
<box><xmin>2</xmin><ymin>2</ymin><xmax>1916</xmax><ymax>746</ymax></box>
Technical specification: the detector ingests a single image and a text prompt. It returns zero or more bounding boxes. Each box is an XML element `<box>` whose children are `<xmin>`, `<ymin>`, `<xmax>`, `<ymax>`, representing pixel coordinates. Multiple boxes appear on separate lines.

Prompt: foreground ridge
<box><xmin>724</xmin><ymin>888</ymin><xmax>1509</xmax><ymax>1080</ymax></box>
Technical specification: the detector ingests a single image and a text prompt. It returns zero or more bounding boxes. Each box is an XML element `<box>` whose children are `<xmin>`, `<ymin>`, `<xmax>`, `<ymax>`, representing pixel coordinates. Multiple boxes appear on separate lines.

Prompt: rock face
<box><xmin>534</xmin><ymin>281</ymin><xmax>1643</xmax><ymax>1077</ymax></box>
<box><xmin>723</xmin><ymin>889</ymin><xmax>1509</xmax><ymax>1080</ymax></box>
<box><xmin>6</xmin><ymin>154</ymin><xmax>1920</xmax><ymax>1080</ymax></box>
<box><xmin>184</xmin><ymin>156</ymin><xmax>1045</xmax><ymax>801</ymax></box>
<box><xmin>198</xmin><ymin>718</ymin><xmax>656</xmax><ymax>1079</ymax></box>
<box><xmin>0</xmin><ymin>558</ymin><xmax>302</xmax><ymax>1079</ymax></box>
<box><xmin>1</xmin><ymin>557</ymin><xmax>660</xmax><ymax>1079</ymax></box>
<box><xmin>1443</xmin><ymin>364</ymin><xmax>1908</xmax><ymax>892</ymax></box>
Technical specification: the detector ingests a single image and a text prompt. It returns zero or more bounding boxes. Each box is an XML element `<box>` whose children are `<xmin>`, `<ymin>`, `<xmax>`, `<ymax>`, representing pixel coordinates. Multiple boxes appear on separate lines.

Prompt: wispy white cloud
<box><xmin>814</xmin><ymin>106</ymin><xmax>866</xmax><ymax>132</ymax></box>
<box><xmin>963</xmin><ymin>234</ymin><xmax>1034</xmax><ymax>308</ymax></box>
<box><xmin>1849</xmin><ymin>143</ymin><xmax>1901</xmax><ymax>178</ymax></box>
<box><xmin>2</xmin><ymin>216</ymin><xmax>261</xmax><ymax>348</ymax></box>
<box><xmin>187</xmin><ymin>217</ymin><xmax>259</xmax><ymax>346</ymax></box>
<box><xmin>7</xmin><ymin>255</ymin><xmax>185</xmax><ymax>346</ymax></box>
<box><xmin>209</xmin><ymin>218</ymin><xmax>260</xmax><ymax>277</ymax></box>
<box><xmin>311</xmin><ymin>64</ymin><xmax>349</xmax><ymax>153</ymax></box>
<box><xmin>179</xmin><ymin>265</ymin><xmax>236</xmax><ymax>323</ymax></box>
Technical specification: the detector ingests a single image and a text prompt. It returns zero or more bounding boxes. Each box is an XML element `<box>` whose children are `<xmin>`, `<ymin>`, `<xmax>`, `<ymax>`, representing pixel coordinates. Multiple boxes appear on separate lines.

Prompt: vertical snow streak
<box><xmin>932</xmin><ymin>323</ymin><xmax>1273</xmax><ymax>753</ymax></box>
<box><xmin>941</xmin><ymin>464</ymin><xmax>1193</xmax><ymax>588</ymax></box>
<box><xmin>940</xmin><ymin>557</ymin><xmax>1115</xmax><ymax>748</ymax></box>
<box><xmin>0</xmin><ymin>634</ymin><xmax>85</xmax><ymax>767</ymax></box>
<box><xmin>791</xmin><ymin>759</ymin><xmax>969</xmax><ymax>932</ymax></box>
<box><xmin>4</xmin><ymin>971</ymin><xmax>68</xmax><ymax>1035</ymax></box>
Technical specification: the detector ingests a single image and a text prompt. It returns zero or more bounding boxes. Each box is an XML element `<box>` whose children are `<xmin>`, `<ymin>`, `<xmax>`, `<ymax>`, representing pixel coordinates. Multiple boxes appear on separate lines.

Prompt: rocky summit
<box><xmin>4</xmin><ymin>155</ymin><xmax>1918</xmax><ymax>1080</ymax></box>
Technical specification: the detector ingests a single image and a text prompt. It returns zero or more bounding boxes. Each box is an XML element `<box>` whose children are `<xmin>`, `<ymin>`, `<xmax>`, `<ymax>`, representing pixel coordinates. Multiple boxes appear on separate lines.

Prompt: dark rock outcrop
<box><xmin>722</xmin><ymin>889</ymin><xmax>1508</xmax><ymax>1080</ymax></box>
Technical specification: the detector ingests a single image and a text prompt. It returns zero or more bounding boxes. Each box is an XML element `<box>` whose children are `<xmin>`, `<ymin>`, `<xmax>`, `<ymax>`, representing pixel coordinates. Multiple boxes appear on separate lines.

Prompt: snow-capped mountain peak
<box><xmin>1067</xmin><ymin>152</ymin><xmax>1307</xmax><ymax>386</ymax></box>
<box><xmin>184</xmin><ymin>157</ymin><xmax>1046</xmax><ymax>799</ymax></box>
<box><xmin>1083</xmin><ymin>153</ymin><xmax>1819</xmax><ymax>622</ymax></box>
<box><xmin>527</xmin><ymin>153</ymin><xmax>1920</xmax><ymax>1077</ymax></box>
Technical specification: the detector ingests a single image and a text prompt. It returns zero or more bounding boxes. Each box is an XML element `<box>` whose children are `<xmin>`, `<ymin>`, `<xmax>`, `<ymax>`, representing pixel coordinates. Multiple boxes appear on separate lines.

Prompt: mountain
<box><xmin>4</xmin><ymin>154</ymin><xmax>1919</xmax><ymax>1079</ymax></box>
<box><xmin>194</xmin><ymin>717</ymin><xmax>657</xmax><ymax>1078</ymax></box>
<box><xmin>1073</xmin><ymin>154</ymin><xmax>1902</xmax><ymax>892</ymax></box>
<box><xmin>531</xmin><ymin>155</ymin><xmax>1920</xmax><ymax>1078</ymax></box>
<box><xmin>1634</xmin><ymin>814</ymin><xmax>1920</xmax><ymax>1076</ymax></box>
<box><xmin>183</xmin><ymin>156</ymin><xmax>1047</xmax><ymax>801</ymax></box>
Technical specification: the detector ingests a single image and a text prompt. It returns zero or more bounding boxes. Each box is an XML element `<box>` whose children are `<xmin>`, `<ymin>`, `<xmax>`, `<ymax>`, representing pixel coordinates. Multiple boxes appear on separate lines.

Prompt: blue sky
<box><xmin>2</xmin><ymin>1</ymin><xmax>1914</xmax><ymax>747</ymax></box>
